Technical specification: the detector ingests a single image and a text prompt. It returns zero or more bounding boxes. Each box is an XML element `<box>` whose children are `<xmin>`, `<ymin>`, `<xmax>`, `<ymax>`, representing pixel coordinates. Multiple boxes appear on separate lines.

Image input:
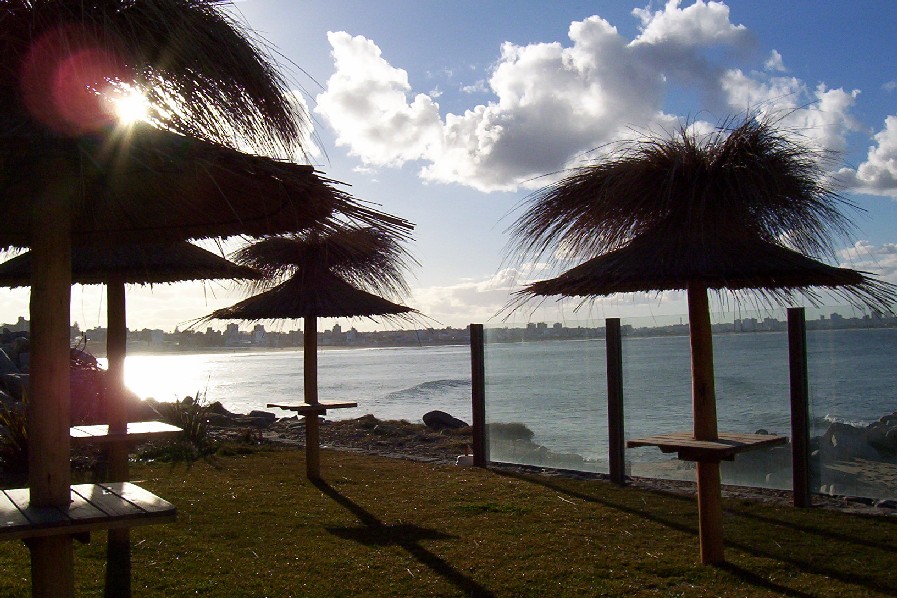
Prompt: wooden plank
<box><xmin>627</xmin><ymin>432</ymin><xmax>787</xmax><ymax>462</ymax></box>
<box><xmin>70</xmin><ymin>486</ymin><xmax>143</xmax><ymax>519</ymax></box>
<box><xmin>95</xmin><ymin>483</ymin><xmax>176</xmax><ymax>516</ymax></box>
<box><xmin>0</xmin><ymin>491</ymin><xmax>32</xmax><ymax>531</ymax></box>
<box><xmin>0</xmin><ymin>483</ymin><xmax>176</xmax><ymax>542</ymax></box>
<box><xmin>267</xmin><ymin>401</ymin><xmax>357</xmax><ymax>415</ymax></box>
<box><xmin>70</xmin><ymin>421</ymin><xmax>182</xmax><ymax>445</ymax></box>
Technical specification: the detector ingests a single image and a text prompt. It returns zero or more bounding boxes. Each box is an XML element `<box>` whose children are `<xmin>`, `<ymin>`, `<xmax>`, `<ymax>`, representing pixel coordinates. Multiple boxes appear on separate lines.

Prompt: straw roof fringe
<box><xmin>0</xmin><ymin>242</ymin><xmax>260</xmax><ymax>287</ymax></box>
<box><xmin>513</xmin><ymin>234</ymin><xmax>896</xmax><ymax>315</ymax></box>
<box><xmin>506</xmin><ymin>115</ymin><xmax>897</xmax><ymax>314</ymax></box>
<box><xmin>1</xmin><ymin>0</ymin><xmax>307</xmax><ymax>158</ymax></box>
<box><xmin>234</xmin><ymin>226</ymin><xmax>418</xmax><ymax>300</ymax></box>
<box><xmin>0</xmin><ymin>124</ymin><xmax>413</xmax><ymax>249</ymax></box>
<box><xmin>508</xmin><ymin>117</ymin><xmax>855</xmax><ymax>268</ymax></box>
<box><xmin>203</xmin><ymin>272</ymin><xmax>418</xmax><ymax>323</ymax></box>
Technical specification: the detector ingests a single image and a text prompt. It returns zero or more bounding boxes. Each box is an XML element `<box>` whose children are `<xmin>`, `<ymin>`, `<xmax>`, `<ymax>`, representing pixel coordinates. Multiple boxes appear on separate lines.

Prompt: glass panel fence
<box><xmin>482</xmin><ymin>306</ymin><xmax>896</xmax><ymax>501</ymax></box>
<box><xmin>805</xmin><ymin>312</ymin><xmax>897</xmax><ymax>499</ymax></box>
<box><xmin>621</xmin><ymin>310</ymin><xmax>793</xmax><ymax>490</ymax></box>
<box><xmin>484</xmin><ymin>321</ymin><xmax>608</xmax><ymax>473</ymax></box>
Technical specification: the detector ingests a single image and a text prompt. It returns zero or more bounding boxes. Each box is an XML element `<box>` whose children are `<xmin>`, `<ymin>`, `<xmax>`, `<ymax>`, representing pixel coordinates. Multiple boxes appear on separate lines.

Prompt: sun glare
<box><xmin>109</xmin><ymin>85</ymin><xmax>150</xmax><ymax>125</ymax></box>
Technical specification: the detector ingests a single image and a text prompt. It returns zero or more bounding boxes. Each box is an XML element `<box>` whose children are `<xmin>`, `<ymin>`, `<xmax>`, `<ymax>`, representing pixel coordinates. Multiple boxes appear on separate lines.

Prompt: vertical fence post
<box><xmin>470</xmin><ymin>324</ymin><xmax>487</xmax><ymax>467</ymax></box>
<box><xmin>788</xmin><ymin>307</ymin><xmax>812</xmax><ymax>508</ymax></box>
<box><xmin>606</xmin><ymin>318</ymin><xmax>625</xmax><ymax>485</ymax></box>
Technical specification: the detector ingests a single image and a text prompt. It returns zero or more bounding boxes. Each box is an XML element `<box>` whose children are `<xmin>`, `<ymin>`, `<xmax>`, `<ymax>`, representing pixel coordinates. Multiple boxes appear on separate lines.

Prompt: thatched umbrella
<box><xmin>508</xmin><ymin>117</ymin><xmax>896</xmax><ymax>564</ymax></box>
<box><xmin>203</xmin><ymin>226</ymin><xmax>418</xmax><ymax>478</ymax></box>
<box><xmin>0</xmin><ymin>242</ymin><xmax>259</xmax><ymax>595</ymax></box>
<box><xmin>0</xmin><ymin>2</ymin><xmax>410</xmax><ymax>595</ymax></box>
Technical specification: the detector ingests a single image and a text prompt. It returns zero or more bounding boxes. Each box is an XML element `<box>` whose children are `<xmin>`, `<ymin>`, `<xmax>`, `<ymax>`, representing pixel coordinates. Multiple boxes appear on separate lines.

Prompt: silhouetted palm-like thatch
<box><xmin>509</xmin><ymin>117</ymin><xmax>895</xmax><ymax>311</ymax></box>
<box><xmin>0</xmin><ymin>123</ymin><xmax>411</xmax><ymax>250</ymax></box>
<box><xmin>206</xmin><ymin>272</ymin><xmax>415</xmax><ymax>323</ymax></box>
<box><xmin>0</xmin><ymin>242</ymin><xmax>259</xmax><ymax>286</ymax></box>
<box><xmin>234</xmin><ymin>226</ymin><xmax>417</xmax><ymax>300</ymax></box>
<box><xmin>205</xmin><ymin>225</ymin><xmax>419</xmax><ymax>322</ymax></box>
<box><xmin>1</xmin><ymin>0</ymin><xmax>306</xmax><ymax>157</ymax></box>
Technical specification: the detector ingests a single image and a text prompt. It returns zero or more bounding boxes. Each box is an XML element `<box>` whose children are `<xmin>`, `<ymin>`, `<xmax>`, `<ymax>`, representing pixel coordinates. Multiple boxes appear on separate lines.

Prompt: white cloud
<box><xmin>314</xmin><ymin>2</ymin><xmax>864</xmax><ymax>192</ymax></box>
<box><xmin>315</xmin><ymin>32</ymin><xmax>444</xmax><ymax>167</ymax></box>
<box><xmin>883</xmin><ymin>81</ymin><xmax>897</xmax><ymax>93</ymax></box>
<box><xmin>764</xmin><ymin>50</ymin><xmax>785</xmax><ymax>72</ymax></box>
<box><xmin>839</xmin><ymin>241</ymin><xmax>897</xmax><ymax>282</ymax></box>
<box><xmin>843</xmin><ymin>115</ymin><xmax>897</xmax><ymax>198</ymax></box>
<box><xmin>631</xmin><ymin>0</ymin><xmax>748</xmax><ymax>46</ymax></box>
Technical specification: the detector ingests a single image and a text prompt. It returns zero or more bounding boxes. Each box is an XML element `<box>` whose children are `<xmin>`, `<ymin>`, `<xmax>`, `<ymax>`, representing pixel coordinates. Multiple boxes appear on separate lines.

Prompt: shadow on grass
<box><xmin>492</xmin><ymin>469</ymin><xmax>897</xmax><ymax>596</ymax></box>
<box><xmin>312</xmin><ymin>479</ymin><xmax>495</xmax><ymax>598</ymax></box>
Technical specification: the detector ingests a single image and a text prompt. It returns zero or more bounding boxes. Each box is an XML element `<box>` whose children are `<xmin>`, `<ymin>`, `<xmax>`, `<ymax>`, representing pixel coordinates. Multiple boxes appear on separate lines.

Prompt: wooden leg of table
<box><xmin>30</xmin><ymin>536</ymin><xmax>74</xmax><ymax>597</ymax></box>
<box><xmin>105</xmin><ymin>528</ymin><xmax>131</xmax><ymax>598</ymax></box>
<box><xmin>305</xmin><ymin>415</ymin><xmax>320</xmax><ymax>480</ymax></box>
<box><xmin>696</xmin><ymin>460</ymin><xmax>724</xmax><ymax>564</ymax></box>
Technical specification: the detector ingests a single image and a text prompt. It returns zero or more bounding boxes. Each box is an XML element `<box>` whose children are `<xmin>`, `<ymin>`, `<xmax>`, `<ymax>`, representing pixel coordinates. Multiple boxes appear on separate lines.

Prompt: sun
<box><xmin>108</xmin><ymin>85</ymin><xmax>150</xmax><ymax>125</ymax></box>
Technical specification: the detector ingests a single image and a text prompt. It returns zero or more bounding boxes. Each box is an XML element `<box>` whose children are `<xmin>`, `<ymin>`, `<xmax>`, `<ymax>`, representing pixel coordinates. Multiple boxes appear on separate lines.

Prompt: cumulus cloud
<box><xmin>764</xmin><ymin>50</ymin><xmax>785</xmax><ymax>72</ymax></box>
<box><xmin>315</xmin><ymin>1</ymin><xmax>864</xmax><ymax>192</ymax></box>
<box><xmin>841</xmin><ymin>115</ymin><xmax>897</xmax><ymax>198</ymax></box>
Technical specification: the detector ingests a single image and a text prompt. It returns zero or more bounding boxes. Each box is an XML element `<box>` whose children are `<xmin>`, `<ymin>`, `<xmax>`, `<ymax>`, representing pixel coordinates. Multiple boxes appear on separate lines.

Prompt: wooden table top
<box><xmin>0</xmin><ymin>482</ymin><xmax>176</xmax><ymax>541</ymax></box>
<box><xmin>267</xmin><ymin>401</ymin><xmax>358</xmax><ymax>415</ymax></box>
<box><xmin>627</xmin><ymin>432</ymin><xmax>788</xmax><ymax>462</ymax></box>
<box><xmin>70</xmin><ymin>421</ymin><xmax>182</xmax><ymax>445</ymax></box>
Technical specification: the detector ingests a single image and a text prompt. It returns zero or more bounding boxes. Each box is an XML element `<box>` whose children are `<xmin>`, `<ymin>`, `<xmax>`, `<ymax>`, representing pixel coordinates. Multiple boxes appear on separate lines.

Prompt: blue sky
<box><xmin>3</xmin><ymin>0</ymin><xmax>897</xmax><ymax>332</ymax></box>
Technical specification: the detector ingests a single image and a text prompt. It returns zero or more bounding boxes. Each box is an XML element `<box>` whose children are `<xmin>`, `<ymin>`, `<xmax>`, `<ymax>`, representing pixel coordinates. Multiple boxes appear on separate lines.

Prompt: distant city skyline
<box><xmin>2</xmin><ymin>2</ymin><xmax>896</xmax><ymax>331</ymax></box>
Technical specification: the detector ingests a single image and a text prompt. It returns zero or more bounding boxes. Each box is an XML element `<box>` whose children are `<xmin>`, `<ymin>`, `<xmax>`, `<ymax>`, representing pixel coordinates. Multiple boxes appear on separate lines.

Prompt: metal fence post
<box><xmin>470</xmin><ymin>324</ymin><xmax>487</xmax><ymax>467</ymax></box>
<box><xmin>788</xmin><ymin>307</ymin><xmax>812</xmax><ymax>507</ymax></box>
<box><xmin>606</xmin><ymin>318</ymin><xmax>625</xmax><ymax>485</ymax></box>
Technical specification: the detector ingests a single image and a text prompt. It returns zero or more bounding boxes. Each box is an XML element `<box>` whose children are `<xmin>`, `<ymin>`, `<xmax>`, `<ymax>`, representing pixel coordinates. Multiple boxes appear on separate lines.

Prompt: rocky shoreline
<box><xmin>193</xmin><ymin>404</ymin><xmax>896</xmax><ymax>518</ymax></box>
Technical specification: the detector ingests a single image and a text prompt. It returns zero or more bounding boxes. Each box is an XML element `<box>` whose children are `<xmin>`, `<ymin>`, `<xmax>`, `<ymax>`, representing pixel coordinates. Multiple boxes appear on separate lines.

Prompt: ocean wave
<box><xmin>811</xmin><ymin>413</ymin><xmax>874</xmax><ymax>430</ymax></box>
<box><xmin>383</xmin><ymin>378</ymin><xmax>471</xmax><ymax>401</ymax></box>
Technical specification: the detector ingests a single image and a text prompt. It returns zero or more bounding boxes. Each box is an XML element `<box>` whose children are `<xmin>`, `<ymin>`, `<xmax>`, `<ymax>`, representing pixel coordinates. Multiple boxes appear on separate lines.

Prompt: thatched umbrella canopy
<box><xmin>202</xmin><ymin>226</ymin><xmax>418</xmax><ymax>478</ymax></box>
<box><xmin>0</xmin><ymin>2</ymin><xmax>409</xmax><ymax>594</ymax></box>
<box><xmin>508</xmin><ymin>117</ymin><xmax>897</xmax><ymax>564</ymax></box>
<box><xmin>0</xmin><ymin>242</ymin><xmax>258</xmax><ymax>287</ymax></box>
<box><xmin>207</xmin><ymin>272</ymin><xmax>416</xmax><ymax>322</ymax></box>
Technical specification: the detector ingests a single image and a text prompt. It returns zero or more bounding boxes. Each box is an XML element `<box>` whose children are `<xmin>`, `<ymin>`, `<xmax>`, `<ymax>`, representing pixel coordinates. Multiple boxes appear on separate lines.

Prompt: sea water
<box><xmin>116</xmin><ymin>328</ymin><xmax>897</xmax><ymax>465</ymax></box>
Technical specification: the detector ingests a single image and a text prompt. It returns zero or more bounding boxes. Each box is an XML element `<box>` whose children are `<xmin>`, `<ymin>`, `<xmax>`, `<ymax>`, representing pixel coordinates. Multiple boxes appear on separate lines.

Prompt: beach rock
<box><xmin>820</xmin><ymin>422</ymin><xmax>882</xmax><ymax>462</ymax></box>
<box><xmin>207</xmin><ymin>401</ymin><xmax>235</xmax><ymax>416</ymax></box>
<box><xmin>248</xmin><ymin>410</ymin><xmax>276</xmax><ymax>424</ymax></box>
<box><xmin>423</xmin><ymin>410</ymin><xmax>468</xmax><ymax>431</ymax></box>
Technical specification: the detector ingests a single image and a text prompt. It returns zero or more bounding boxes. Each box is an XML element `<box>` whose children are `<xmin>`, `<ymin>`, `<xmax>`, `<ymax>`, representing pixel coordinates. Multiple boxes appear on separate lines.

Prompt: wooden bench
<box><xmin>70</xmin><ymin>421</ymin><xmax>182</xmax><ymax>446</ymax></box>
<box><xmin>0</xmin><ymin>482</ymin><xmax>176</xmax><ymax>542</ymax></box>
<box><xmin>267</xmin><ymin>401</ymin><xmax>358</xmax><ymax>415</ymax></box>
<box><xmin>627</xmin><ymin>432</ymin><xmax>787</xmax><ymax>462</ymax></box>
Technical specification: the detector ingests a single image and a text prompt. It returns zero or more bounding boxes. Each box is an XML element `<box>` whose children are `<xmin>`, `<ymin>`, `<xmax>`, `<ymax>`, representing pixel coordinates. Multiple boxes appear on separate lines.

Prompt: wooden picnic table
<box><xmin>627</xmin><ymin>431</ymin><xmax>787</xmax><ymax>462</ymax></box>
<box><xmin>69</xmin><ymin>421</ymin><xmax>182</xmax><ymax>446</ymax></box>
<box><xmin>0</xmin><ymin>482</ymin><xmax>176</xmax><ymax>542</ymax></box>
<box><xmin>268</xmin><ymin>401</ymin><xmax>357</xmax><ymax>479</ymax></box>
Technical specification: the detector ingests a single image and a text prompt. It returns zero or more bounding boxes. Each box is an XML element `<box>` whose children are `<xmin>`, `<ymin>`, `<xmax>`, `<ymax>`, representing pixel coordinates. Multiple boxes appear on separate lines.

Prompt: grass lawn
<box><xmin>0</xmin><ymin>447</ymin><xmax>894</xmax><ymax>596</ymax></box>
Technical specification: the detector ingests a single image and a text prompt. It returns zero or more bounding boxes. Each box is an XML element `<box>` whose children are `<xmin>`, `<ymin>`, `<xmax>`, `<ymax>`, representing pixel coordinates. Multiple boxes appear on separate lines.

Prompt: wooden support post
<box><xmin>470</xmin><ymin>324</ymin><xmax>487</xmax><ymax>467</ymax></box>
<box><xmin>788</xmin><ymin>307</ymin><xmax>812</xmax><ymax>508</ymax></box>
<box><xmin>687</xmin><ymin>284</ymin><xmax>724</xmax><ymax>565</ymax></box>
<box><xmin>105</xmin><ymin>279</ymin><xmax>131</xmax><ymax>597</ymax></box>
<box><xmin>304</xmin><ymin>316</ymin><xmax>320</xmax><ymax>479</ymax></box>
<box><xmin>28</xmin><ymin>187</ymin><xmax>75</xmax><ymax>596</ymax></box>
<box><xmin>606</xmin><ymin>318</ymin><xmax>625</xmax><ymax>485</ymax></box>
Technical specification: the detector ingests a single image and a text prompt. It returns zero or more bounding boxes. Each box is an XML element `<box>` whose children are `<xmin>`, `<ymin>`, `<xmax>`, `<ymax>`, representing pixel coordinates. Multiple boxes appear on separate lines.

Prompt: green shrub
<box><xmin>153</xmin><ymin>392</ymin><xmax>214</xmax><ymax>462</ymax></box>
